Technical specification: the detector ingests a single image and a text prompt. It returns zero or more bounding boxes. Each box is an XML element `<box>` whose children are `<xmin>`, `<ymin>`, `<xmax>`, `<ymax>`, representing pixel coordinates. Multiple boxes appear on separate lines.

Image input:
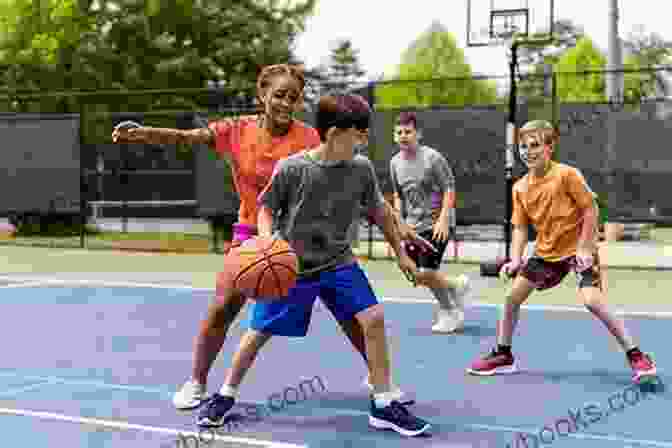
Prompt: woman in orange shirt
<box><xmin>112</xmin><ymin>65</ymin><xmax>412</xmax><ymax>410</ymax></box>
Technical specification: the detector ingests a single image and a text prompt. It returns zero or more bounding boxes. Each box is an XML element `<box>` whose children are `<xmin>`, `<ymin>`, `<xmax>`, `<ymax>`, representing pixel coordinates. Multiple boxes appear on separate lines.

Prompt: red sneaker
<box><xmin>629</xmin><ymin>352</ymin><xmax>657</xmax><ymax>383</ymax></box>
<box><xmin>467</xmin><ymin>349</ymin><xmax>517</xmax><ymax>376</ymax></box>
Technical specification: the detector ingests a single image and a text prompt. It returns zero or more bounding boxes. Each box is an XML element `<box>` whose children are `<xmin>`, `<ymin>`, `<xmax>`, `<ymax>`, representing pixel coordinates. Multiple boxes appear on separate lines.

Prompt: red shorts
<box><xmin>519</xmin><ymin>254</ymin><xmax>603</xmax><ymax>291</ymax></box>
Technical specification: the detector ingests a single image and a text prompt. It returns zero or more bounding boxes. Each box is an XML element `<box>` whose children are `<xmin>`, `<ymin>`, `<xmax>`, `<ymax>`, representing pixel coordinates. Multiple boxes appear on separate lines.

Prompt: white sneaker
<box><xmin>432</xmin><ymin>309</ymin><xmax>463</xmax><ymax>333</ymax></box>
<box><xmin>362</xmin><ymin>376</ymin><xmax>405</xmax><ymax>401</ymax></box>
<box><xmin>173</xmin><ymin>379</ymin><xmax>207</xmax><ymax>410</ymax></box>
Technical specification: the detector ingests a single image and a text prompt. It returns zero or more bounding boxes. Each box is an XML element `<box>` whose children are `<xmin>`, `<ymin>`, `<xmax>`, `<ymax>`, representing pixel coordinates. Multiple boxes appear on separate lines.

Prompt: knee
<box><xmin>582</xmin><ymin>289</ymin><xmax>604</xmax><ymax>311</ymax></box>
<box><xmin>209</xmin><ymin>292</ymin><xmax>245</xmax><ymax>325</ymax></box>
<box><xmin>413</xmin><ymin>270</ymin><xmax>435</xmax><ymax>287</ymax></box>
<box><xmin>241</xmin><ymin>330</ymin><xmax>272</xmax><ymax>351</ymax></box>
<box><xmin>356</xmin><ymin>305</ymin><xmax>386</xmax><ymax>334</ymax></box>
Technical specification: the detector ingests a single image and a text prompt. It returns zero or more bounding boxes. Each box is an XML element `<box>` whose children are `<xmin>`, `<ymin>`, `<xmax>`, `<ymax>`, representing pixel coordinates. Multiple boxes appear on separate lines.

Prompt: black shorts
<box><xmin>403</xmin><ymin>229</ymin><xmax>449</xmax><ymax>270</ymax></box>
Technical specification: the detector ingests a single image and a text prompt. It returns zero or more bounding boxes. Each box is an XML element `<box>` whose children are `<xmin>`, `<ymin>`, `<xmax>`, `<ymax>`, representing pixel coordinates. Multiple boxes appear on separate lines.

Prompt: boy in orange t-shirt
<box><xmin>466</xmin><ymin>120</ymin><xmax>657</xmax><ymax>384</ymax></box>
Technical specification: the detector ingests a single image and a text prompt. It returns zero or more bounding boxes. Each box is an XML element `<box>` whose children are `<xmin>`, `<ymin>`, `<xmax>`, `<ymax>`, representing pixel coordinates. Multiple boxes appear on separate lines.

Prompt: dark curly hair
<box><xmin>256</xmin><ymin>64</ymin><xmax>306</xmax><ymax>108</ymax></box>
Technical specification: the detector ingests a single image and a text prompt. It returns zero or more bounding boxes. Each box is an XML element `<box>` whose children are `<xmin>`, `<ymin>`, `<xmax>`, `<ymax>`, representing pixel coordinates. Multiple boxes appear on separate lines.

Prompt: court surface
<box><xmin>0</xmin><ymin>277</ymin><xmax>669</xmax><ymax>448</ymax></box>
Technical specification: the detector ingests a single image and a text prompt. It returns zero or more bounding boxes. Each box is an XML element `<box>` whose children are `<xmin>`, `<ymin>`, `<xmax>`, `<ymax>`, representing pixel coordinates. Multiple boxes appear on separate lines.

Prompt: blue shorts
<box><xmin>248</xmin><ymin>263</ymin><xmax>378</xmax><ymax>337</ymax></box>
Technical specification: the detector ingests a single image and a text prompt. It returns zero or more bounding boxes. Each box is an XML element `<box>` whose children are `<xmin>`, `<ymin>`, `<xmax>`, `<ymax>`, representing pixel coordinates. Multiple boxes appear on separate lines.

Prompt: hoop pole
<box><xmin>505</xmin><ymin>42</ymin><xmax>519</xmax><ymax>262</ymax></box>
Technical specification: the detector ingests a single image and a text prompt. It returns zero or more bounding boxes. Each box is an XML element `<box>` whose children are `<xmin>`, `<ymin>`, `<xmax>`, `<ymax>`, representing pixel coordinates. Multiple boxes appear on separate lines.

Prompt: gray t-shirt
<box><xmin>260</xmin><ymin>151</ymin><xmax>386</xmax><ymax>274</ymax></box>
<box><xmin>389</xmin><ymin>145</ymin><xmax>456</xmax><ymax>232</ymax></box>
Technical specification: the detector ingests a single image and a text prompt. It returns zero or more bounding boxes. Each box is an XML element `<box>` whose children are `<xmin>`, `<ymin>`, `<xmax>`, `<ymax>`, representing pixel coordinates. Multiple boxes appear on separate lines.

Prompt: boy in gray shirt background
<box><xmin>390</xmin><ymin>112</ymin><xmax>471</xmax><ymax>333</ymax></box>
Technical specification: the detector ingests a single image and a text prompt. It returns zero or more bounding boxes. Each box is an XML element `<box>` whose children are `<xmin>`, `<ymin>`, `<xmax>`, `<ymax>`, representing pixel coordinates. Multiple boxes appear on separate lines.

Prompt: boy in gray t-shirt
<box><xmin>390</xmin><ymin>112</ymin><xmax>471</xmax><ymax>333</ymax></box>
<box><xmin>198</xmin><ymin>94</ymin><xmax>431</xmax><ymax>437</ymax></box>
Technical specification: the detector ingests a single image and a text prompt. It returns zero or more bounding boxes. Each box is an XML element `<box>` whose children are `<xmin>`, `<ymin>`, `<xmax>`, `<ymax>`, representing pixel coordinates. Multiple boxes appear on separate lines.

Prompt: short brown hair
<box><xmin>396</xmin><ymin>111</ymin><xmax>417</xmax><ymax>128</ymax></box>
<box><xmin>315</xmin><ymin>93</ymin><xmax>371</xmax><ymax>142</ymax></box>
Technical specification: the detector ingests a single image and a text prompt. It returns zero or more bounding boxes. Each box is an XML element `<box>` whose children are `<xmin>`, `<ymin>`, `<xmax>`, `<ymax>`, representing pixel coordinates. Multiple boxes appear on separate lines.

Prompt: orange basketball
<box><xmin>223</xmin><ymin>236</ymin><xmax>298</xmax><ymax>301</ymax></box>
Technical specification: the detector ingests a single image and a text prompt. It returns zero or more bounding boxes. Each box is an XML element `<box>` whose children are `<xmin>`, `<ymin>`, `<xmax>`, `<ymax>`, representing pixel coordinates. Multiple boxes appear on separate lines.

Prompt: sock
<box><xmin>219</xmin><ymin>384</ymin><xmax>238</xmax><ymax>398</ymax></box>
<box><xmin>373</xmin><ymin>391</ymin><xmax>398</xmax><ymax>408</ymax></box>
<box><xmin>497</xmin><ymin>344</ymin><xmax>512</xmax><ymax>355</ymax></box>
<box><xmin>450</xmin><ymin>278</ymin><xmax>466</xmax><ymax>310</ymax></box>
<box><xmin>626</xmin><ymin>347</ymin><xmax>642</xmax><ymax>359</ymax></box>
<box><xmin>497</xmin><ymin>301</ymin><xmax>521</xmax><ymax>346</ymax></box>
<box><xmin>430</xmin><ymin>286</ymin><xmax>455</xmax><ymax>311</ymax></box>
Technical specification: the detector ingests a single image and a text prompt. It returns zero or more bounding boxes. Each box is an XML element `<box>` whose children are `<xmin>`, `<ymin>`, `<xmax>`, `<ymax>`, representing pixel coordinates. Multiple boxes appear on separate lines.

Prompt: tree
<box><xmin>324</xmin><ymin>39</ymin><xmax>366</xmax><ymax>91</ymax></box>
<box><xmin>517</xmin><ymin>19</ymin><xmax>586</xmax><ymax>99</ymax></box>
<box><xmin>555</xmin><ymin>37</ymin><xmax>607</xmax><ymax>102</ymax></box>
<box><xmin>0</xmin><ymin>0</ymin><xmax>317</xmax><ymax>111</ymax></box>
<box><xmin>376</xmin><ymin>21</ymin><xmax>497</xmax><ymax>108</ymax></box>
<box><xmin>623</xmin><ymin>25</ymin><xmax>672</xmax><ymax>99</ymax></box>
<box><xmin>554</xmin><ymin>36</ymin><xmax>644</xmax><ymax>104</ymax></box>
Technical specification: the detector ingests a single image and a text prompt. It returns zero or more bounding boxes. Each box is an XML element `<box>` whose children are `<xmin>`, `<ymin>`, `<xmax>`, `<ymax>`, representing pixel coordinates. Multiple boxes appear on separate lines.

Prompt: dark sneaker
<box><xmin>369</xmin><ymin>400</ymin><xmax>430</xmax><ymax>437</ymax></box>
<box><xmin>197</xmin><ymin>393</ymin><xmax>235</xmax><ymax>428</ymax></box>
<box><xmin>467</xmin><ymin>348</ymin><xmax>517</xmax><ymax>376</ymax></box>
<box><xmin>629</xmin><ymin>352</ymin><xmax>657</xmax><ymax>384</ymax></box>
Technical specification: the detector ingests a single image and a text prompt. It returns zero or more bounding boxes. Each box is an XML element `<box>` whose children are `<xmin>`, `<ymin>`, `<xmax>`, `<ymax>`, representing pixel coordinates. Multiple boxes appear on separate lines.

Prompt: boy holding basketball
<box><xmin>112</xmin><ymin>65</ymin><xmax>417</xmax><ymax>410</ymax></box>
<box><xmin>466</xmin><ymin>120</ymin><xmax>657</xmax><ymax>383</ymax></box>
<box><xmin>390</xmin><ymin>111</ymin><xmax>471</xmax><ymax>333</ymax></box>
<box><xmin>197</xmin><ymin>93</ymin><xmax>431</xmax><ymax>436</ymax></box>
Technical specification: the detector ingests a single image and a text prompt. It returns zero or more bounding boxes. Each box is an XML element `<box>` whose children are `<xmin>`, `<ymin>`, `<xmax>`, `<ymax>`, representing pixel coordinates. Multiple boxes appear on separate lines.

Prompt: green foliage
<box><xmin>375</xmin><ymin>22</ymin><xmax>497</xmax><ymax>108</ymax></box>
<box><xmin>623</xmin><ymin>25</ymin><xmax>672</xmax><ymax>98</ymax></box>
<box><xmin>517</xmin><ymin>19</ymin><xmax>585</xmax><ymax>99</ymax></box>
<box><xmin>0</xmin><ymin>0</ymin><xmax>316</xmax><ymax>147</ymax></box>
<box><xmin>0</xmin><ymin>0</ymin><xmax>316</xmax><ymax>101</ymax></box>
<box><xmin>325</xmin><ymin>39</ymin><xmax>366</xmax><ymax>91</ymax></box>
<box><xmin>11</xmin><ymin>212</ymin><xmax>101</xmax><ymax>237</ymax></box>
<box><xmin>555</xmin><ymin>37</ymin><xmax>607</xmax><ymax>102</ymax></box>
<box><xmin>554</xmin><ymin>36</ymin><xmax>653</xmax><ymax>105</ymax></box>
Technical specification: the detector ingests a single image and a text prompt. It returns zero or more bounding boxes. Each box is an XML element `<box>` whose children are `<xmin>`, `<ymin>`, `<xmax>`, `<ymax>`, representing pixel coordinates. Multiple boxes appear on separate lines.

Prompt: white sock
<box><xmin>430</xmin><ymin>286</ymin><xmax>455</xmax><ymax>310</ymax></box>
<box><xmin>373</xmin><ymin>391</ymin><xmax>398</xmax><ymax>408</ymax></box>
<box><xmin>219</xmin><ymin>384</ymin><xmax>238</xmax><ymax>398</ymax></box>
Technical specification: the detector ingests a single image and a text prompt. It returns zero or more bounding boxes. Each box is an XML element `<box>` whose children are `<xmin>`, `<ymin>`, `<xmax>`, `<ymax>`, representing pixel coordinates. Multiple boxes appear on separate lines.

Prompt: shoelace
<box><xmin>485</xmin><ymin>349</ymin><xmax>500</xmax><ymax>360</ymax></box>
<box><xmin>204</xmin><ymin>395</ymin><xmax>228</xmax><ymax>416</ymax></box>
<box><xmin>387</xmin><ymin>400</ymin><xmax>416</xmax><ymax>421</ymax></box>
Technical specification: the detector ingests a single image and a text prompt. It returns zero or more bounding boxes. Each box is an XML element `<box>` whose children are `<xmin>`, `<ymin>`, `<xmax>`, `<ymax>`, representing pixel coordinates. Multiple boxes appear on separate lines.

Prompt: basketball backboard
<box><xmin>467</xmin><ymin>0</ymin><xmax>555</xmax><ymax>47</ymax></box>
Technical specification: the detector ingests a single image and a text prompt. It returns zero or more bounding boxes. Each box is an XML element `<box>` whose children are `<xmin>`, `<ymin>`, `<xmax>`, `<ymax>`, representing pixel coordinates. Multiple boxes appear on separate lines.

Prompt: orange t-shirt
<box><xmin>208</xmin><ymin>116</ymin><xmax>321</xmax><ymax>226</ymax></box>
<box><xmin>511</xmin><ymin>162</ymin><xmax>596</xmax><ymax>261</ymax></box>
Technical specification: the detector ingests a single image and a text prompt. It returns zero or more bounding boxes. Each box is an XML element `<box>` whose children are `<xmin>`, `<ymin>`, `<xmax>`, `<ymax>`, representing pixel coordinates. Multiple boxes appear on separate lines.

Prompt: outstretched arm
<box><xmin>112</xmin><ymin>126</ymin><xmax>214</xmax><ymax>146</ymax></box>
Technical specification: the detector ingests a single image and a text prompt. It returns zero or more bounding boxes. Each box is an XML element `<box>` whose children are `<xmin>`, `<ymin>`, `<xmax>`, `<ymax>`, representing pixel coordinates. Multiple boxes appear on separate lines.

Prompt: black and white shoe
<box><xmin>197</xmin><ymin>393</ymin><xmax>235</xmax><ymax>428</ymax></box>
<box><xmin>369</xmin><ymin>400</ymin><xmax>430</xmax><ymax>437</ymax></box>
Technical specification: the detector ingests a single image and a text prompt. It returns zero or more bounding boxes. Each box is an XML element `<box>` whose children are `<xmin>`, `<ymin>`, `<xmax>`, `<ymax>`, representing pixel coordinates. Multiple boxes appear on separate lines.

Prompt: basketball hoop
<box><xmin>466</xmin><ymin>0</ymin><xmax>556</xmax><ymax>275</ymax></box>
<box><xmin>466</xmin><ymin>0</ymin><xmax>554</xmax><ymax>48</ymax></box>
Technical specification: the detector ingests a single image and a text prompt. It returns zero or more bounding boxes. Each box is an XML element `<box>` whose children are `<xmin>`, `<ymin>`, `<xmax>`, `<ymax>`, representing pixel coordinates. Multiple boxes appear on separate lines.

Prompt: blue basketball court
<box><xmin>0</xmin><ymin>278</ymin><xmax>668</xmax><ymax>447</ymax></box>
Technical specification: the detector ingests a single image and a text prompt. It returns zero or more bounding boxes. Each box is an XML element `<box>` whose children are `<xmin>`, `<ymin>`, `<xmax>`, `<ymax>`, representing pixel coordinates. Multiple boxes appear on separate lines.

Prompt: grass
<box><xmin>92</xmin><ymin>231</ymin><xmax>209</xmax><ymax>241</ymax></box>
<box><xmin>0</xmin><ymin>244</ymin><xmax>668</xmax><ymax>310</ymax></box>
<box><xmin>650</xmin><ymin>226</ymin><xmax>672</xmax><ymax>245</ymax></box>
<box><xmin>358</xmin><ymin>258</ymin><xmax>672</xmax><ymax>310</ymax></box>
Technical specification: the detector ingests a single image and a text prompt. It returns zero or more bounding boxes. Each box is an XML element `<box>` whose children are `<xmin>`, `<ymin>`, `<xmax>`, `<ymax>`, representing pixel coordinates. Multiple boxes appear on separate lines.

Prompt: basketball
<box><xmin>222</xmin><ymin>236</ymin><xmax>298</xmax><ymax>301</ymax></box>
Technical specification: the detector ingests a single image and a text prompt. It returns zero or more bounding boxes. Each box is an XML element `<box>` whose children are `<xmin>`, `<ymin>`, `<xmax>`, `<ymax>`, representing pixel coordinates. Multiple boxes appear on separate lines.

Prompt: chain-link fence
<box><xmin>1</xmin><ymin>67</ymin><xmax>670</xmax><ymax>257</ymax></box>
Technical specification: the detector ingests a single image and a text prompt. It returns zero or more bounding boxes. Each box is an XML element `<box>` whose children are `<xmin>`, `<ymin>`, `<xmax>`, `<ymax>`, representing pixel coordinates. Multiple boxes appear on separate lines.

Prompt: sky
<box><xmin>293</xmin><ymin>0</ymin><xmax>672</xmax><ymax>81</ymax></box>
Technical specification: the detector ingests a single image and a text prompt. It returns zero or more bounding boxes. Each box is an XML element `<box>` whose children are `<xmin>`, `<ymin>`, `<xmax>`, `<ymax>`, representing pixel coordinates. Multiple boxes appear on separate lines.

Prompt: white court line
<box><xmin>1</xmin><ymin>274</ymin><xmax>671</xmax><ymax>319</ymax></box>
<box><xmin>1</xmin><ymin>372</ymin><xmax>670</xmax><ymax>448</ymax></box>
<box><xmin>0</xmin><ymin>275</ymin><xmax>212</xmax><ymax>292</ymax></box>
<box><xmin>0</xmin><ymin>407</ymin><xmax>307</xmax><ymax>448</ymax></box>
<box><xmin>0</xmin><ymin>371</ymin><xmax>171</xmax><ymax>396</ymax></box>
<box><xmin>0</xmin><ymin>281</ymin><xmax>54</xmax><ymax>289</ymax></box>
